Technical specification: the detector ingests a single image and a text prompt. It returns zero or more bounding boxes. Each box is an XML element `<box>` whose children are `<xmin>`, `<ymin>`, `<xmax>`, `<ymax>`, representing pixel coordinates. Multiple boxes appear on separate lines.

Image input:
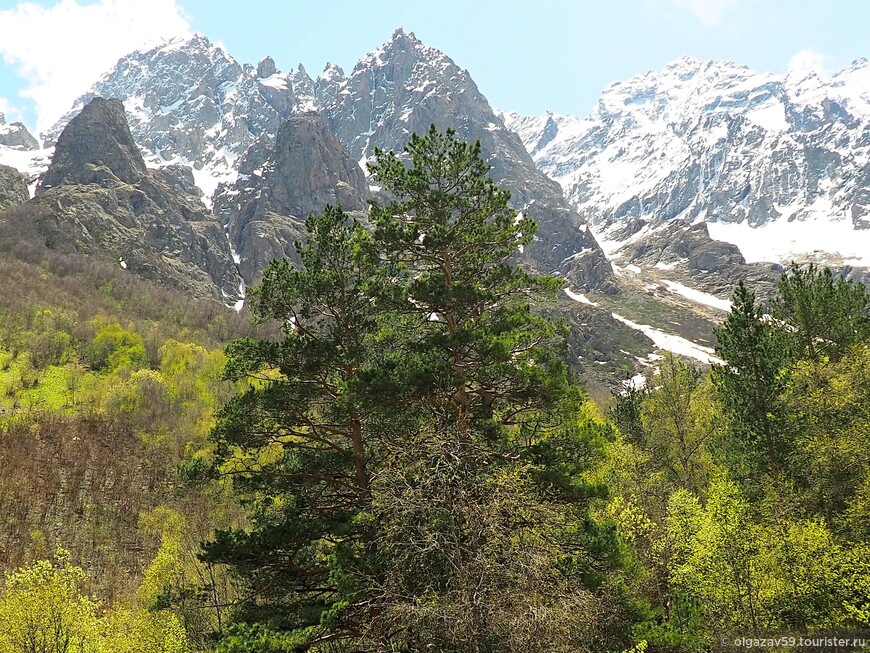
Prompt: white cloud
<box><xmin>0</xmin><ymin>0</ymin><xmax>190</xmax><ymax>134</ymax></box>
<box><xmin>787</xmin><ymin>48</ymin><xmax>832</xmax><ymax>77</ymax></box>
<box><xmin>669</xmin><ymin>0</ymin><xmax>740</xmax><ymax>26</ymax></box>
<box><xmin>0</xmin><ymin>96</ymin><xmax>16</xmax><ymax>122</ymax></box>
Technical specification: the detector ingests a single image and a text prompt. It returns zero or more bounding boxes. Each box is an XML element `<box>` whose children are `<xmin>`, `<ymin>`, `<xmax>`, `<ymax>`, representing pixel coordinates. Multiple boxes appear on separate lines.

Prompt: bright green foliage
<box><xmin>782</xmin><ymin>344</ymin><xmax>870</xmax><ymax>521</ymax></box>
<box><xmin>838</xmin><ymin>544</ymin><xmax>870</xmax><ymax>626</ymax></box>
<box><xmin>638</xmin><ymin>354</ymin><xmax>717</xmax><ymax>492</ymax></box>
<box><xmin>0</xmin><ymin>547</ymin><xmax>193</xmax><ymax>653</ymax></box>
<box><xmin>0</xmin><ymin>548</ymin><xmax>101</xmax><ymax>653</ymax></box>
<box><xmin>102</xmin><ymin>607</ymin><xmax>190</xmax><ymax>653</ymax></box>
<box><xmin>667</xmin><ymin>480</ymin><xmax>773</xmax><ymax>631</ymax></box>
<box><xmin>88</xmin><ymin>320</ymin><xmax>149</xmax><ymax>371</ymax></box>
<box><xmin>665</xmin><ymin>479</ymin><xmax>866</xmax><ymax>634</ymax></box>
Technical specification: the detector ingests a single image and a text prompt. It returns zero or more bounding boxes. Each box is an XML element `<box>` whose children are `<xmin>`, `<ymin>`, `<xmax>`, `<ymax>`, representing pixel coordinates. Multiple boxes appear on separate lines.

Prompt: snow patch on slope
<box><xmin>707</xmin><ymin>217</ymin><xmax>870</xmax><ymax>267</ymax></box>
<box><xmin>660</xmin><ymin>279</ymin><xmax>732</xmax><ymax>311</ymax></box>
<box><xmin>611</xmin><ymin>312</ymin><xmax>722</xmax><ymax>365</ymax></box>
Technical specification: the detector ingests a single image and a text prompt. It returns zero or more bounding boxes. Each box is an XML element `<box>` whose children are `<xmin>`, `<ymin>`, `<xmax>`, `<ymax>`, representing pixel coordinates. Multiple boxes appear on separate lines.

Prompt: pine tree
<box><xmin>365</xmin><ymin>125</ymin><xmax>569</xmax><ymax>435</ymax></box>
<box><xmin>364</xmin><ymin>126</ymin><xmax>621</xmax><ymax>652</ymax></box>
<box><xmin>712</xmin><ymin>281</ymin><xmax>791</xmax><ymax>478</ymax></box>
<box><xmin>203</xmin><ymin>128</ymin><xmax>624</xmax><ymax>653</ymax></box>
<box><xmin>201</xmin><ymin>206</ymin><xmax>387</xmax><ymax>649</ymax></box>
<box><xmin>771</xmin><ymin>263</ymin><xmax>870</xmax><ymax>362</ymax></box>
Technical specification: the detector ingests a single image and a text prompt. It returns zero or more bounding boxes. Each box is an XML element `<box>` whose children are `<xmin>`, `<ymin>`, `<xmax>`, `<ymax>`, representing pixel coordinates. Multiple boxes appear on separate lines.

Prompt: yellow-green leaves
<box><xmin>0</xmin><ymin>548</ymin><xmax>101</xmax><ymax>653</ymax></box>
<box><xmin>0</xmin><ymin>547</ymin><xmax>192</xmax><ymax>653</ymax></box>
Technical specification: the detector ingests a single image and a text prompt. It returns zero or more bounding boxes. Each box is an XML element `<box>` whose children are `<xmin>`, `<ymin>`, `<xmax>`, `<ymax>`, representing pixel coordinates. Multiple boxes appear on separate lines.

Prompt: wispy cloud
<box><xmin>0</xmin><ymin>0</ymin><xmax>190</xmax><ymax>134</ymax></box>
<box><xmin>669</xmin><ymin>0</ymin><xmax>741</xmax><ymax>26</ymax></box>
<box><xmin>787</xmin><ymin>48</ymin><xmax>833</xmax><ymax>76</ymax></box>
<box><xmin>0</xmin><ymin>96</ymin><xmax>18</xmax><ymax>122</ymax></box>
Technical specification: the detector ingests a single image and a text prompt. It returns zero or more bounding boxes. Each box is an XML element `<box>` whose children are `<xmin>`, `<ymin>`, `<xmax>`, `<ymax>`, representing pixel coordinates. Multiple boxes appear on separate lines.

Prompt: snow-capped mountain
<box><xmin>44</xmin><ymin>35</ymin><xmax>302</xmax><ymax>200</ymax></box>
<box><xmin>502</xmin><ymin>56</ymin><xmax>870</xmax><ymax>270</ymax></box>
<box><xmin>6</xmin><ymin>29</ymin><xmax>612</xmax><ymax>296</ymax></box>
<box><xmin>0</xmin><ymin>112</ymin><xmax>38</xmax><ymax>151</ymax></box>
<box><xmin>318</xmin><ymin>28</ymin><xmax>613</xmax><ymax>288</ymax></box>
<box><xmin>0</xmin><ymin>113</ymin><xmax>50</xmax><ymax>191</ymax></box>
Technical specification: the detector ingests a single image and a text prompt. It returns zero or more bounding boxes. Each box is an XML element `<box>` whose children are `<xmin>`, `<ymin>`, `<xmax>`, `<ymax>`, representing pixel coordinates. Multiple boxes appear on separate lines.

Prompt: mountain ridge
<box><xmin>501</xmin><ymin>55</ymin><xmax>870</xmax><ymax>273</ymax></box>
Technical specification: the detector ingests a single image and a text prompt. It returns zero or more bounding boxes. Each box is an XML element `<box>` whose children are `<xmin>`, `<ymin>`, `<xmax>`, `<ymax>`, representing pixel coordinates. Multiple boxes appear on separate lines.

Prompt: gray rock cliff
<box><xmin>214</xmin><ymin>112</ymin><xmax>368</xmax><ymax>283</ymax></box>
<box><xmin>0</xmin><ymin>113</ymin><xmax>39</xmax><ymax>151</ymax></box>
<box><xmin>0</xmin><ymin>164</ymin><xmax>29</xmax><ymax>211</ymax></box>
<box><xmin>30</xmin><ymin>98</ymin><xmax>242</xmax><ymax>302</ymax></box>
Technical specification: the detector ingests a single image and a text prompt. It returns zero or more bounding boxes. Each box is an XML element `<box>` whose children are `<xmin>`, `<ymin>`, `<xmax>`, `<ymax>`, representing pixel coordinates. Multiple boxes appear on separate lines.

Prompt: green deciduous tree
<box><xmin>782</xmin><ymin>344</ymin><xmax>870</xmax><ymax>522</ymax></box>
<box><xmin>0</xmin><ymin>548</ymin><xmax>101</xmax><ymax>653</ymax></box>
<box><xmin>0</xmin><ymin>546</ymin><xmax>192</xmax><ymax>653</ymax></box>
<box><xmin>638</xmin><ymin>354</ymin><xmax>717</xmax><ymax>492</ymax></box>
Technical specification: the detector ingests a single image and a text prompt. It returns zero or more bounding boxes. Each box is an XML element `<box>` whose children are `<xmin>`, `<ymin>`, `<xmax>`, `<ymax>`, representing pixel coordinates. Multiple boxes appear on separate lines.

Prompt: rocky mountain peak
<box><xmin>320</xmin><ymin>30</ymin><xmax>613</xmax><ymax>289</ymax></box>
<box><xmin>320</xmin><ymin>62</ymin><xmax>346</xmax><ymax>81</ymax></box>
<box><xmin>312</xmin><ymin>63</ymin><xmax>346</xmax><ymax>109</ymax></box>
<box><xmin>215</xmin><ymin>111</ymin><xmax>368</xmax><ymax>283</ymax></box>
<box><xmin>44</xmin><ymin>33</ymin><xmax>300</xmax><ymax>201</ymax></box>
<box><xmin>38</xmin><ymin>97</ymin><xmax>145</xmax><ymax>192</ymax></box>
<box><xmin>387</xmin><ymin>27</ymin><xmax>420</xmax><ymax>47</ymax></box>
<box><xmin>23</xmin><ymin>95</ymin><xmax>243</xmax><ymax>302</ymax></box>
<box><xmin>257</xmin><ymin>56</ymin><xmax>278</xmax><ymax>79</ymax></box>
<box><xmin>0</xmin><ymin>112</ymin><xmax>39</xmax><ymax>151</ymax></box>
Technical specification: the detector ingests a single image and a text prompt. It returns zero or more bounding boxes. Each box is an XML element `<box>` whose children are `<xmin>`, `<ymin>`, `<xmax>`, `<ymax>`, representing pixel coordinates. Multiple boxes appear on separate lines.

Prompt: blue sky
<box><xmin>0</xmin><ymin>0</ymin><xmax>866</xmax><ymax>134</ymax></box>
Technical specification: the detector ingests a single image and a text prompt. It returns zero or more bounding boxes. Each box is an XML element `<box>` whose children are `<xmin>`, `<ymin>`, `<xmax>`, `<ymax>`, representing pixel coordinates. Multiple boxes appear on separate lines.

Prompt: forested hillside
<box><xmin>0</xmin><ymin>128</ymin><xmax>868</xmax><ymax>653</ymax></box>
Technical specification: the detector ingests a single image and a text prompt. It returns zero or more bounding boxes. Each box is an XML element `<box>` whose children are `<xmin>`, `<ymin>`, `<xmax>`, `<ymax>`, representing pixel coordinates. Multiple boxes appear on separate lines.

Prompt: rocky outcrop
<box><xmin>622</xmin><ymin>221</ymin><xmax>745</xmax><ymax>272</ymax></box>
<box><xmin>44</xmin><ymin>35</ymin><xmax>302</xmax><ymax>199</ymax></box>
<box><xmin>319</xmin><ymin>29</ymin><xmax>614</xmax><ymax>290</ymax></box>
<box><xmin>0</xmin><ymin>113</ymin><xmax>38</xmax><ymax>151</ymax></box>
<box><xmin>29</xmin><ymin>97</ymin><xmax>241</xmax><ymax>302</ymax></box>
<box><xmin>0</xmin><ymin>164</ymin><xmax>29</xmax><ymax>211</ymax></box>
<box><xmin>38</xmin><ymin>99</ymin><xmax>146</xmax><ymax>191</ymax></box>
<box><xmin>215</xmin><ymin>112</ymin><xmax>368</xmax><ymax>283</ymax></box>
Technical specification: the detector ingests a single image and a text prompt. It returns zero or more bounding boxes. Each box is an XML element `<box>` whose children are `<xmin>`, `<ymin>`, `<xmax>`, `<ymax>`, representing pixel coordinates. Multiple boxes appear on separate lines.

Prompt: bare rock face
<box><xmin>28</xmin><ymin>98</ymin><xmax>242</xmax><ymax>302</ymax></box>
<box><xmin>215</xmin><ymin>112</ymin><xmax>368</xmax><ymax>283</ymax></box>
<box><xmin>0</xmin><ymin>164</ymin><xmax>29</xmax><ymax>211</ymax></box>
<box><xmin>319</xmin><ymin>29</ymin><xmax>614</xmax><ymax>290</ymax></box>
<box><xmin>257</xmin><ymin>56</ymin><xmax>277</xmax><ymax>79</ymax></box>
<box><xmin>0</xmin><ymin>113</ymin><xmax>39</xmax><ymax>151</ymax></box>
<box><xmin>38</xmin><ymin>99</ymin><xmax>146</xmax><ymax>191</ymax></box>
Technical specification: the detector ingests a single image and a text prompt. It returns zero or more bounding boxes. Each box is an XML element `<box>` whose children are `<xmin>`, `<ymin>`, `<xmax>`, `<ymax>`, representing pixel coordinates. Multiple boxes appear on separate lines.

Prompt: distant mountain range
<box><xmin>2</xmin><ymin>30</ymin><xmax>869</xmax><ymax>384</ymax></box>
<box><xmin>501</xmin><ymin>56</ymin><xmax>870</xmax><ymax>272</ymax></box>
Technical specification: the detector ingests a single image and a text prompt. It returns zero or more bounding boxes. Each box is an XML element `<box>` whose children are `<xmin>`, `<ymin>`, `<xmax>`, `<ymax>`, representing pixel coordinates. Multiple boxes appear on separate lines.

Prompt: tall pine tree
<box><xmin>203</xmin><ymin>128</ymin><xmax>623</xmax><ymax>653</ymax></box>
